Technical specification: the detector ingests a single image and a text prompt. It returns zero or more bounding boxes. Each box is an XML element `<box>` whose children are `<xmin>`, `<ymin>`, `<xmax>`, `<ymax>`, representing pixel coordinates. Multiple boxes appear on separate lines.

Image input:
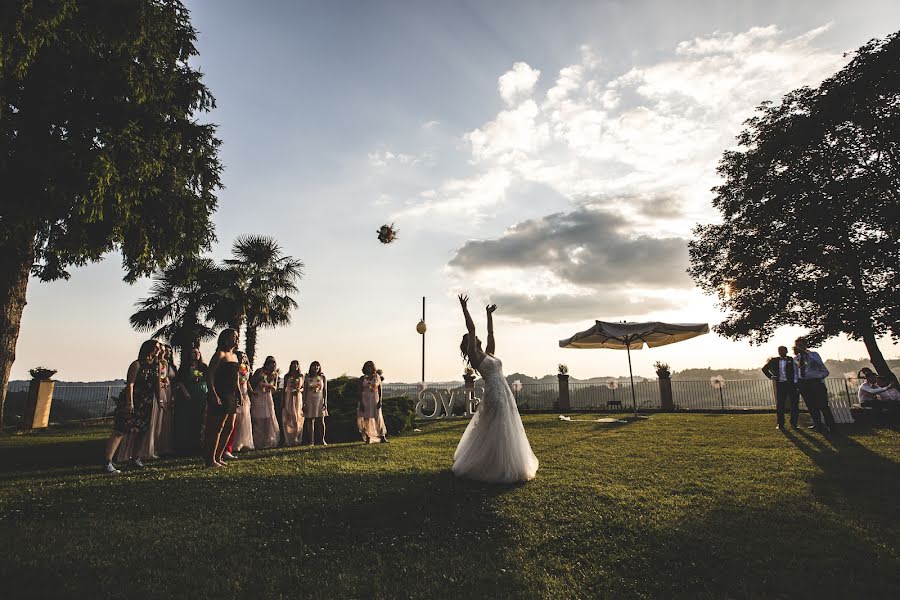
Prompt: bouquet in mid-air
<box><xmin>376</xmin><ymin>223</ymin><xmax>398</xmax><ymax>244</ymax></box>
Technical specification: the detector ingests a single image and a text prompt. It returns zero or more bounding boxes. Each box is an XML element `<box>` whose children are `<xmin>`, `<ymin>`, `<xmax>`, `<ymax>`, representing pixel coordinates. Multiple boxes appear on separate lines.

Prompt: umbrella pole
<box><xmin>626</xmin><ymin>340</ymin><xmax>637</xmax><ymax>416</ymax></box>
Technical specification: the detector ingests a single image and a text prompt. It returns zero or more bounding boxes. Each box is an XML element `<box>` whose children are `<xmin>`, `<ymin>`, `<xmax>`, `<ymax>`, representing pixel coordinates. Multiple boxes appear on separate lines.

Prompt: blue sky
<box><xmin>12</xmin><ymin>0</ymin><xmax>900</xmax><ymax>382</ymax></box>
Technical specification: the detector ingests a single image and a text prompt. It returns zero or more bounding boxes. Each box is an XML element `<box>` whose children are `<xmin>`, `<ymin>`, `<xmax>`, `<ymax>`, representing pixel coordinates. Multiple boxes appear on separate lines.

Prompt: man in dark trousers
<box><xmin>794</xmin><ymin>338</ymin><xmax>837</xmax><ymax>433</ymax></box>
<box><xmin>762</xmin><ymin>346</ymin><xmax>799</xmax><ymax>429</ymax></box>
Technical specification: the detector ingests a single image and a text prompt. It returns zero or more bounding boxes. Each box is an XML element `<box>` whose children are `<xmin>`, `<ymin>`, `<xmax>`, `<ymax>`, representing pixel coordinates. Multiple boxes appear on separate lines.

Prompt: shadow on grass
<box><xmin>0</xmin><ymin>466</ymin><xmax>530</xmax><ymax>599</ymax></box>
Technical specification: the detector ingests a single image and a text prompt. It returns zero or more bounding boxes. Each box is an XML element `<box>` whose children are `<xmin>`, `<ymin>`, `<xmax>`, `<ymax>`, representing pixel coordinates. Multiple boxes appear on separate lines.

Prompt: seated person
<box><xmin>858</xmin><ymin>372</ymin><xmax>892</xmax><ymax>408</ymax></box>
<box><xmin>875</xmin><ymin>376</ymin><xmax>900</xmax><ymax>403</ymax></box>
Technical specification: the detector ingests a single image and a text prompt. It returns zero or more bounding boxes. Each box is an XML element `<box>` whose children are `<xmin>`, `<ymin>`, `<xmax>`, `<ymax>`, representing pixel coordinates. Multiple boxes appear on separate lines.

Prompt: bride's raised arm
<box><xmin>485</xmin><ymin>304</ymin><xmax>497</xmax><ymax>355</ymax></box>
<box><xmin>458</xmin><ymin>294</ymin><xmax>478</xmax><ymax>357</ymax></box>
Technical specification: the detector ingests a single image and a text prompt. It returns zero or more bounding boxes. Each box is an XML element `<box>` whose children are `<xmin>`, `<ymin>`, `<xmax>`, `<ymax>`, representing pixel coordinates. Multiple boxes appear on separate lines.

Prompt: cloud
<box><xmin>498</xmin><ymin>62</ymin><xmax>541</xmax><ymax>105</ymax></box>
<box><xmin>368</xmin><ymin>149</ymin><xmax>435</xmax><ymax>168</ymax></box>
<box><xmin>485</xmin><ymin>292</ymin><xmax>677</xmax><ymax>324</ymax></box>
<box><xmin>409</xmin><ymin>24</ymin><xmax>849</xmax><ymax>321</ymax></box>
<box><xmin>393</xmin><ymin>169</ymin><xmax>512</xmax><ymax>221</ymax></box>
<box><xmin>405</xmin><ymin>23</ymin><xmax>846</xmax><ymax>223</ymax></box>
<box><xmin>449</xmin><ymin>206</ymin><xmax>692</xmax><ymax>291</ymax></box>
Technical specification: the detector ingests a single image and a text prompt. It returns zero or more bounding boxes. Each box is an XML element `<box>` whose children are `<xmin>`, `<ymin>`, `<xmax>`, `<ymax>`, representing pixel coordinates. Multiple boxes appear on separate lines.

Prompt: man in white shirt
<box><xmin>762</xmin><ymin>346</ymin><xmax>799</xmax><ymax>429</ymax></box>
<box><xmin>795</xmin><ymin>338</ymin><xmax>836</xmax><ymax>433</ymax></box>
<box><xmin>858</xmin><ymin>372</ymin><xmax>893</xmax><ymax>408</ymax></box>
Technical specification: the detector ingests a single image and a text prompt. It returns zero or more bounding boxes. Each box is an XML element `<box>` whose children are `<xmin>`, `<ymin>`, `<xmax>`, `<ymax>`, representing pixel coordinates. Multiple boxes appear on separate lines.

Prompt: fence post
<box><xmin>557</xmin><ymin>374</ymin><xmax>570</xmax><ymax>412</ymax></box>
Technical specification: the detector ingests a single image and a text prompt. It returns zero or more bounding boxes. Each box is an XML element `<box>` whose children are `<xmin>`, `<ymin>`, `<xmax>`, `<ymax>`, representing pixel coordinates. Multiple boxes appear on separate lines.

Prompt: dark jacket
<box><xmin>762</xmin><ymin>357</ymin><xmax>798</xmax><ymax>383</ymax></box>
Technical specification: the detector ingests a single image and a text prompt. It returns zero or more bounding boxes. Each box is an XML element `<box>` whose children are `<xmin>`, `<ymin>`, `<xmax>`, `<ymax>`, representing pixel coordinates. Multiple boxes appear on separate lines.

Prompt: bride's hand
<box><xmin>486</xmin><ymin>304</ymin><xmax>498</xmax><ymax>314</ymax></box>
<box><xmin>458</xmin><ymin>294</ymin><xmax>469</xmax><ymax>308</ymax></box>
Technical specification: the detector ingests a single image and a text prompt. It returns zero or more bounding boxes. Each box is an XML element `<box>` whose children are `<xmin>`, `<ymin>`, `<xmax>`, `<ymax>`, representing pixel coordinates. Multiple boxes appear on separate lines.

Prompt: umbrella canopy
<box><xmin>559</xmin><ymin>321</ymin><xmax>709</xmax><ymax>350</ymax></box>
<box><xmin>559</xmin><ymin>321</ymin><xmax>709</xmax><ymax>415</ymax></box>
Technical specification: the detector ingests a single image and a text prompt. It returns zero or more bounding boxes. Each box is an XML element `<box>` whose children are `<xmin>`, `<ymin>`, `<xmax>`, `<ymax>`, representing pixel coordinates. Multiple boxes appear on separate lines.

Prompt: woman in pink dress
<box><xmin>250</xmin><ymin>356</ymin><xmax>281</xmax><ymax>449</ymax></box>
<box><xmin>302</xmin><ymin>361</ymin><xmax>328</xmax><ymax>445</ymax></box>
<box><xmin>282</xmin><ymin>360</ymin><xmax>304</xmax><ymax>446</ymax></box>
<box><xmin>358</xmin><ymin>361</ymin><xmax>388</xmax><ymax>444</ymax></box>
<box><xmin>151</xmin><ymin>344</ymin><xmax>177</xmax><ymax>456</ymax></box>
<box><xmin>230</xmin><ymin>351</ymin><xmax>255</xmax><ymax>452</ymax></box>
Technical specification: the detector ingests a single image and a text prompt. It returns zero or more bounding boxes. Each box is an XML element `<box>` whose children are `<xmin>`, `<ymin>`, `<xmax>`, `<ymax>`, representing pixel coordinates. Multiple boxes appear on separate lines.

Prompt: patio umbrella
<box><xmin>559</xmin><ymin>321</ymin><xmax>710</xmax><ymax>415</ymax></box>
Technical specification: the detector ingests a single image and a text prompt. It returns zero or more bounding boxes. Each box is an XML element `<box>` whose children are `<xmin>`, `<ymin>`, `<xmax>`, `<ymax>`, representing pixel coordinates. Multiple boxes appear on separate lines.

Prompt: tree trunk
<box><xmin>861</xmin><ymin>328</ymin><xmax>898</xmax><ymax>386</ymax></box>
<box><xmin>245</xmin><ymin>325</ymin><xmax>258</xmax><ymax>370</ymax></box>
<box><xmin>0</xmin><ymin>228</ymin><xmax>36</xmax><ymax>431</ymax></box>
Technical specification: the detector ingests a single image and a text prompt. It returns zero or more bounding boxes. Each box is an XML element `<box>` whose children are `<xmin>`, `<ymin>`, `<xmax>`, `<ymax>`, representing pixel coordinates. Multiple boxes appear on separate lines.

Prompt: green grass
<box><xmin>1</xmin><ymin>414</ymin><xmax>899</xmax><ymax>599</ymax></box>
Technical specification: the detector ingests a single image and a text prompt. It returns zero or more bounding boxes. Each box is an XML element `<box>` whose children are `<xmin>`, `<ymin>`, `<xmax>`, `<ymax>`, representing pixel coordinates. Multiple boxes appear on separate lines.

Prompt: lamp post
<box><xmin>416</xmin><ymin>297</ymin><xmax>426</xmax><ymax>385</ymax></box>
<box><xmin>710</xmin><ymin>375</ymin><xmax>726</xmax><ymax>410</ymax></box>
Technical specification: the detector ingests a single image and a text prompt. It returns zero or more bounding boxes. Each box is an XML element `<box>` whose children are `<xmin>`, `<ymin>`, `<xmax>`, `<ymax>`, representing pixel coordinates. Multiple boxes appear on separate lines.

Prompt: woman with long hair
<box><xmin>452</xmin><ymin>296</ymin><xmax>538</xmax><ymax>483</ymax></box>
<box><xmin>175</xmin><ymin>346</ymin><xmax>207</xmax><ymax>455</ymax></box>
<box><xmin>151</xmin><ymin>344</ymin><xmax>177</xmax><ymax>456</ymax></box>
<box><xmin>230</xmin><ymin>350</ymin><xmax>255</xmax><ymax>452</ymax></box>
<box><xmin>116</xmin><ymin>341</ymin><xmax>164</xmax><ymax>463</ymax></box>
<box><xmin>205</xmin><ymin>328</ymin><xmax>242</xmax><ymax>468</ymax></box>
<box><xmin>250</xmin><ymin>356</ymin><xmax>281</xmax><ymax>449</ymax></box>
<box><xmin>302</xmin><ymin>361</ymin><xmax>328</xmax><ymax>445</ymax></box>
<box><xmin>358</xmin><ymin>360</ymin><xmax>388</xmax><ymax>444</ymax></box>
<box><xmin>282</xmin><ymin>360</ymin><xmax>304</xmax><ymax>446</ymax></box>
<box><xmin>102</xmin><ymin>340</ymin><xmax>163</xmax><ymax>473</ymax></box>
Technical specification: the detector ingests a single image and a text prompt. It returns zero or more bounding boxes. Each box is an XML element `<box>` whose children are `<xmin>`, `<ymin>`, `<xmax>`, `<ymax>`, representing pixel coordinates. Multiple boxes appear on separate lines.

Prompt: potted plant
<box><xmin>29</xmin><ymin>367</ymin><xmax>57</xmax><ymax>381</ymax></box>
<box><xmin>653</xmin><ymin>361</ymin><xmax>671</xmax><ymax>379</ymax></box>
<box><xmin>557</xmin><ymin>364</ymin><xmax>571</xmax><ymax>411</ymax></box>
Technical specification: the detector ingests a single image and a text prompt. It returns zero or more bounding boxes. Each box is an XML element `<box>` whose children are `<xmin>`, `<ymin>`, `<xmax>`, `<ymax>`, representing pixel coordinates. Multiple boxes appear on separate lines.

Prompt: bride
<box><xmin>452</xmin><ymin>295</ymin><xmax>539</xmax><ymax>483</ymax></box>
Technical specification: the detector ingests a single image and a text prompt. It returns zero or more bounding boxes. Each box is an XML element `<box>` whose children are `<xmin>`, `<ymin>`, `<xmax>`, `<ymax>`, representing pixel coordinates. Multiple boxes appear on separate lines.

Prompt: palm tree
<box><xmin>130</xmin><ymin>258</ymin><xmax>223</xmax><ymax>370</ymax></box>
<box><xmin>223</xmin><ymin>235</ymin><xmax>303</xmax><ymax>368</ymax></box>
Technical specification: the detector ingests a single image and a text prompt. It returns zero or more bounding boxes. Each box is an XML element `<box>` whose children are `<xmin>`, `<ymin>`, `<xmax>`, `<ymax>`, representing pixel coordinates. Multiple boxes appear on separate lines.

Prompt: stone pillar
<box><xmin>558</xmin><ymin>374</ymin><xmax>571</xmax><ymax>411</ymax></box>
<box><xmin>658</xmin><ymin>377</ymin><xmax>673</xmax><ymax>411</ymax></box>
<box><xmin>22</xmin><ymin>379</ymin><xmax>55</xmax><ymax>429</ymax></box>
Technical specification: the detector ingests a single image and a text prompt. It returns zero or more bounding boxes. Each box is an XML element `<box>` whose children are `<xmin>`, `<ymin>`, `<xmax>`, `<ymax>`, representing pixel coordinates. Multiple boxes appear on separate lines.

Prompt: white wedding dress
<box><xmin>452</xmin><ymin>355</ymin><xmax>539</xmax><ymax>483</ymax></box>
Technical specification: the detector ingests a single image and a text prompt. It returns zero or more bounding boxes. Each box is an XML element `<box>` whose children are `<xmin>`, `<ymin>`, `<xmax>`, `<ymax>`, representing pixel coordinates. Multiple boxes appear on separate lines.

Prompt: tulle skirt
<box><xmin>251</xmin><ymin>390</ymin><xmax>280</xmax><ymax>449</ymax></box>
<box><xmin>232</xmin><ymin>390</ymin><xmax>254</xmax><ymax>451</ymax></box>
<box><xmin>452</xmin><ymin>381</ymin><xmax>538</xmax><ymax>484</ymax></box>
<box><xmin>358</xmin><ymin>391</ymin><xmax>386</xmax><ymax>440</ymax></box>
<box><xmin>282</xmin><ymin>391</ymin><xmax>304</xmax><ymax>446</ymax></box>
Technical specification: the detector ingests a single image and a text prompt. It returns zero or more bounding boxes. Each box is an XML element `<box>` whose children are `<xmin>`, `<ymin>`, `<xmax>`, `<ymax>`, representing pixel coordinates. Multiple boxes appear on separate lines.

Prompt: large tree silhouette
<box><xmin>0</xmin><ymin>0</ymin><xmax>222</xmax><ymax>426</ymax></box>
<box><xmin>689</xmin><ymin>32</ymin><xmax>900</xmax><ymax>377</ymax></box>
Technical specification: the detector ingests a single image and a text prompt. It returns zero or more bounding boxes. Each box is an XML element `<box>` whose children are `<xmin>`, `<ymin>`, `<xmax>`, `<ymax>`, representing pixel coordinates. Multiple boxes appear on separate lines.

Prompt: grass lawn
<box><xmin>1</xmin><ymin>414</ymin><xmax>899</xmax><ymax>599</ymax></box>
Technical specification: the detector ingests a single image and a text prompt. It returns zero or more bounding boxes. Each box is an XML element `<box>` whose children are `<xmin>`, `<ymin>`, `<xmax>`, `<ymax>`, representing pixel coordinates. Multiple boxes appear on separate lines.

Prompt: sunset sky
<box><xmin>11</xmin><ymin>0</ymin><xmax>900</xmax><ymax>382</ymax></box>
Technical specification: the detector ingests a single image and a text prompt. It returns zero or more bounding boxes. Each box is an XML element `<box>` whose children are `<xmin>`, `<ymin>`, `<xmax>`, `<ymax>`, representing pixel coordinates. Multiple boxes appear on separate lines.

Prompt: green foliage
<box><xmin>689</xmin><ymin>32</ymin><xmax>900</xmax><ymax>355</ymax></box>
<box><xmin>218</xmin><ymin>235</ymin><xmax>304</xmax><ymax>367</ymax></box>
<box><xmin>324</xmin><ymin>376</ymin><xmax>415</xmax><ymax>442</ymax></box>
<box><xmin>129</xmin><ymin>257</ymin><xmax>223</xmax><ymax>365</ymax></box>
<box><xmin>0</xmin><ymin>0</ymin><xmax>223</xmax><ymax>281</ymax></box>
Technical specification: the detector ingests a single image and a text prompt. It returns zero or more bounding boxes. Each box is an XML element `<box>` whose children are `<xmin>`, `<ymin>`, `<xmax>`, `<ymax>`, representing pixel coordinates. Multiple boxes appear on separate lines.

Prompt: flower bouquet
<box><xmin>376</xmin><ymin>223</ymin><xmax>398</xmax><ymax>244</ymax></box>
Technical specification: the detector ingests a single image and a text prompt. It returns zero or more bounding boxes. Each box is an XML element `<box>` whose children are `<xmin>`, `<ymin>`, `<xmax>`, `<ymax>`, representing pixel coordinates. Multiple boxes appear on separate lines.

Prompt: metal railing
<box><xmin>1</xmin><ymin>377</ymin><xmax>864</xmax><ymax>425</ymax></box>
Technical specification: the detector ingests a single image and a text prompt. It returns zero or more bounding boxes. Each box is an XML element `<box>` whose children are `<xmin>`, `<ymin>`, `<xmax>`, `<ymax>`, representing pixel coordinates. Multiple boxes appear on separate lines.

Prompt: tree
<box><xmin>0</xmin><ymin>0</ymin><xmax>222</xmax><ymax>426</ymax></box>
<box><xmin>129</xmin><ymin>258</ymin><xmax>222</xmax><ymax>369</ymax></box>
<box><xmin>224</xmin><ymin>235</ymin><xmax>303</xmax><ymax>368</ymax></box>
<box><xmin>689</xmin><ymin>32</ymin><xmax>900</xmax><ymax>378</ymax></box>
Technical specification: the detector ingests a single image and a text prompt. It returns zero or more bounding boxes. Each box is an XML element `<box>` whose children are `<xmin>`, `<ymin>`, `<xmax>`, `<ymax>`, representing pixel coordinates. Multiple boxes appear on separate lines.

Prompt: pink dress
<box><xmin>302</xmin><ymin>375</ymin><xmax>327</xmax><ymax>418</ymax></box>
<box><xmin>152</xmin><ymin>363</ymin><xmax>177</xmax><ymax>456</ymax></box>
<box><xmin>251</xmin><ymin>372</ymin><xmax>280</xmax><ymax>449</ymax></box>
<box><xmin>358</xmin><ymin>376</ymin><xmax>387</xmax><ymax>441</ymax></box>
<box><xmin>232</xmin><ymin>365</ymin><xmax>254</xmax><ymax>451</ymax></box>
<box><xmin>282</xmin><ymin>374</ymin><xmax>304</xmax><ymax>446</ymax></box>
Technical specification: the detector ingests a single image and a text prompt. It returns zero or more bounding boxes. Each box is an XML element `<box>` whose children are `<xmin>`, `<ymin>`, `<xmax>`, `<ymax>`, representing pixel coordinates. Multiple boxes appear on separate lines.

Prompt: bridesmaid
<box><xmin>358</xmin><ymin>361</ymin><xmax>388</xmax><ymax>444</ymax></box>
<box><xmin>230</xmin><ymin>350</ymin><xmax>255</xmax><ymax>452</ymax></box>
<box><xmin>175</xmin><ymin>347</ymin><xmax>207</xmax><ymax>455</ymax></box>
<box><xmin>116</xmin><ymin>341</ymin><xmax>163</xmax><ymax>463</ymax></box>
<box><xmin>102</xmin><ymin>340</ymin><xmax>162</xmax><ymax>473</ymax></box>
<box><xmin>152</xmin><ymin>344</ymin><xmax>177</xmax><ymax>456</ymax></box>
<box><xmin>205</xmin><ymin>328</ymin><xmax>241</xmax><ymax>468</ymax></box>
<box><xmin>282</xmin><ymin>360</ymin><xmax>304</xmax><ymax>446</ymax></box>
<box><xmin>250</xmin><ymin>356</ymin><xmax>281</xmax><ymax>449</ymax></box>
<box><xmin>302</xmin><ymin>361</ymin><xmax>328</xmax><ymax>445</ymax></box>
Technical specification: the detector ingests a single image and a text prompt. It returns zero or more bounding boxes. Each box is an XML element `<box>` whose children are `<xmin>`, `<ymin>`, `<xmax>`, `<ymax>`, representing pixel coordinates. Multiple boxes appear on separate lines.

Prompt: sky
<box><xmin>10</xmin><ymin>0</ymin><xmax>900</xmax><ymax>383</ymax></box>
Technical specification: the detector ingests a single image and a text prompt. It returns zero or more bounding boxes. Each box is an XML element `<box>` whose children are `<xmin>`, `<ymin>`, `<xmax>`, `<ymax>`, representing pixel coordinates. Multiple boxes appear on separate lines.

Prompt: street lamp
<box><xmin>710</xmin><ymin>375</ymin><xmax>726</xmax><ymax>410</ymax></box>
